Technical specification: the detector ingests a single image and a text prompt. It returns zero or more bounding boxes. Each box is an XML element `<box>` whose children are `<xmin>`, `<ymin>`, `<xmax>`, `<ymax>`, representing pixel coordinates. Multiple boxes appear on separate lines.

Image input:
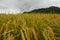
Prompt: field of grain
<box><xmin>0</xmin><ymin>13</ymin><xmax>60</xmax><ymax>40</ymax></box>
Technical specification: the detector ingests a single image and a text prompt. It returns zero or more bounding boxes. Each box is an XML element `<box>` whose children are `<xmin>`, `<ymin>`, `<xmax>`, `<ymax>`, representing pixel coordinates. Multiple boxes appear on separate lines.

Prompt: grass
<box><xmin>0</xmin><ymin>13</ymin><xmax>60</xmax><ymax>40</ymax></box>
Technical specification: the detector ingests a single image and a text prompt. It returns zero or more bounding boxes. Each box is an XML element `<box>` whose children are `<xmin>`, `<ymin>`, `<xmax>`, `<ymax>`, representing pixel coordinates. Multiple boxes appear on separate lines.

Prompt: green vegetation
<box><xmin>0</xmin><ymin>13</ymin><xmax>60</xmax><ymax>40</ymax></box>
<box><xmin>27</xmin><ymin>6</ymin><xmax>60</xmax><ymax>13</ymax></box>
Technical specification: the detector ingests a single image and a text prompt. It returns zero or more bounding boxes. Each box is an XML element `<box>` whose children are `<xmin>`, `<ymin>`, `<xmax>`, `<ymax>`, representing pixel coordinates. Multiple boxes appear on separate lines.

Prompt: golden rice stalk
<box><xmin>44</xmin><ymin>27</ymin><xmax>55</xmax><ymax>40</ymax></box>
<box><xmin>31</xmin><ymin>28</ymin><xmax>38</xmax><ymax>40</ymax></box>
<box><xmin>47</xmin><ymin>27</ymin><xmax>55</xmax><ymax>40</ymax></box>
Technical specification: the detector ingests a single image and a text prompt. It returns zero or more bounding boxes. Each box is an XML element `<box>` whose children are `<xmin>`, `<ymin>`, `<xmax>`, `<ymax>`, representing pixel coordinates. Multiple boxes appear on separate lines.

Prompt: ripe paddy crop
<box><xmin>0</xmin><ymin>13</ymin><xmax>60</xmax><ymax>40</ymax></box>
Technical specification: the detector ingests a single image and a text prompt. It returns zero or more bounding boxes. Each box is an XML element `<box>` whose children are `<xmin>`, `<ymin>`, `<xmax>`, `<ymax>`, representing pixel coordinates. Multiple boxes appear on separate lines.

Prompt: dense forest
<box><xmin>24</xmin><ymin>6</ymin><xmax>60</xmax><ymax>13</ymax></box>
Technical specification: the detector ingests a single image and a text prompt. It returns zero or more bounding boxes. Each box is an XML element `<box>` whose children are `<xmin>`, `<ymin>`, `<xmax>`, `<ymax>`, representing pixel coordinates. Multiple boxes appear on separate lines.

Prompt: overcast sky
<box><xmin>0</xmin><ymin>0</ymin><xmax>60</xmax><ymax>12</ymax></box>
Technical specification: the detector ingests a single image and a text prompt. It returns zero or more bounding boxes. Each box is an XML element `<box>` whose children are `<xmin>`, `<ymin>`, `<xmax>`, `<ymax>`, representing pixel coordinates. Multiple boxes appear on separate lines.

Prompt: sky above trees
<box><xmin>0</xmin><ymin>0</ymin><xmax>60</xmax><ymax>12</ymax></box>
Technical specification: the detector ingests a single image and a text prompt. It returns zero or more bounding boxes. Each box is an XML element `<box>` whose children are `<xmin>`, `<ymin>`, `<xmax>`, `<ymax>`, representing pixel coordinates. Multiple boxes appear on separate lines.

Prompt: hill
<box><xmin>25</xmin><ymin>6</ymin><xmax>60</xmax><ymax>13</ymax></box>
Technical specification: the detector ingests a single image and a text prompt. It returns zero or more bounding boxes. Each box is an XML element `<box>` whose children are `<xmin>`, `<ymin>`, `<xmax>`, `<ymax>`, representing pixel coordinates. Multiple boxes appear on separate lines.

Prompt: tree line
<box><xmin>24</xmin><ymin>6</ymin><xmax>60</xmax><ymax>13</ymax></box>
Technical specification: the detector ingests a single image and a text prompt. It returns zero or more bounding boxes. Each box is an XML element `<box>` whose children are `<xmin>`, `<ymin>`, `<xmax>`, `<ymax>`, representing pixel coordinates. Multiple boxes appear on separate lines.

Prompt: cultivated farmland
<box><xmin>0</xmin><ymin>13</ymin><xmax>60</xmax><ymax>40</ymax></box>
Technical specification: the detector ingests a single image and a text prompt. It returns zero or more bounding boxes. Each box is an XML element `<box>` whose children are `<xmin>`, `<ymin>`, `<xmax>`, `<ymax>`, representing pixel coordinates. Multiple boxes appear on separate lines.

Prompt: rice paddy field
<box><xmin>0</xmin><ymin>13</ymin><xmax>60</xmax><ymax>40</ymax></box>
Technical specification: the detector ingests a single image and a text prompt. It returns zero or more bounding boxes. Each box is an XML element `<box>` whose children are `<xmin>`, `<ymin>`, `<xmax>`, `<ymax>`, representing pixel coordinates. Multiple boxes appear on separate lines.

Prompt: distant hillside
<box><xmin>24</xmin><ymin>6</ymin><xmax>60</xmax><ymax>13</ymax></box>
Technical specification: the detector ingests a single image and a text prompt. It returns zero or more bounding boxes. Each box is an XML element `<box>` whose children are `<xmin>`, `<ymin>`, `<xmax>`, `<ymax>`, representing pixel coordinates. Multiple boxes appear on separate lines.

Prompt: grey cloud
<box><xmin>0</xmin><ymin>0</ymin><xmax>60</xmax><ymax>12</ymax></box>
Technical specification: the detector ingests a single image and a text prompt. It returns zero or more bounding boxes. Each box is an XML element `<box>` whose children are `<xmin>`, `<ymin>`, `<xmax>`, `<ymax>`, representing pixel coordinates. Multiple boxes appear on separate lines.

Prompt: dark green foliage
<box><xmin>24</xmin><ymin>6</ymin><xmax>60</xmax><ymax>13</ymax></box>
